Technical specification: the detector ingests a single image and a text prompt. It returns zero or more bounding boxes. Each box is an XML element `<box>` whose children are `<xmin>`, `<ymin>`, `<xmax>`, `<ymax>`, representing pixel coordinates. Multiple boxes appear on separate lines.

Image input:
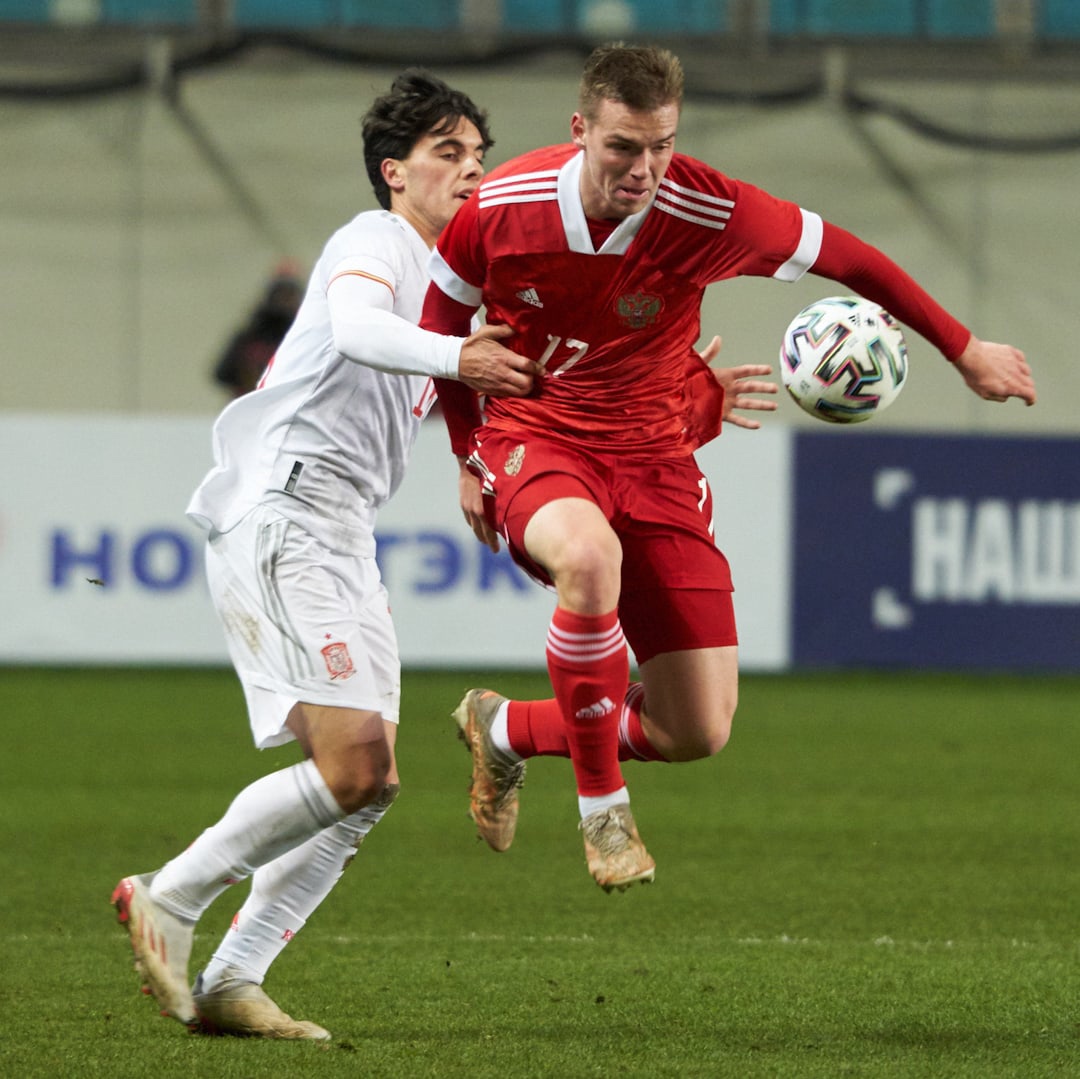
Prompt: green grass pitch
<box><xmin>1</xmin><ymin>666</ymin><xmax>1077</xmax><ymax>1077</ymax></box>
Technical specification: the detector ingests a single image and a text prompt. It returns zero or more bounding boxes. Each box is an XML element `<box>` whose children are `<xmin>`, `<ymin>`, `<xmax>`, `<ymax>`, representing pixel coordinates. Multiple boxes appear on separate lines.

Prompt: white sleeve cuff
<box><xmin>773</xmin><ymin>208</ymin><xmax>823</xmax><ymax>283</ymax></box>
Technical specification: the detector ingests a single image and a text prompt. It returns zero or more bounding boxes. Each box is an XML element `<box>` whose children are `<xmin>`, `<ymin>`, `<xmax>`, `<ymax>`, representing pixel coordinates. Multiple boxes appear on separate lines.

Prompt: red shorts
<box><xmin>469</xmin><ymin>428</ymin><xmax>737</xmax><ymax>664</ymax></box>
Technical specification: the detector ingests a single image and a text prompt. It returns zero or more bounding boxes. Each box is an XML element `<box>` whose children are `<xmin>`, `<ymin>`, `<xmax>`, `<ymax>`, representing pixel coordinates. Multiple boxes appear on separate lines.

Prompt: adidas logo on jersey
<box><xmin>516</xmin><ymin>287</ymin><xmax>543</xmax><ymax>308</ymax></box>
<box><xmin>575</xmin><ymin>697</ymin><xmax>616</xmax><ymax>720</ymax></box>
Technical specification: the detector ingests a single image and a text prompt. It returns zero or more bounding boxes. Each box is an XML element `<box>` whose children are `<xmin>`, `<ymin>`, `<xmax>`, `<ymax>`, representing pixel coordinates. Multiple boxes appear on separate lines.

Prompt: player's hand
<box><xmin>458</xmin><ymin>459</ymin><xmax>500</xmax><ymax>552</ymax></box>
<box><xmin>458</xmin><ymin>324</ymin><xmax>539</xmax><ymax>398</ymax></box>
<box><xmin>699</xmin><ymin>337</ymin><xmax>777</xmax><ymax>431</ymax></box>
<box><xmin>953</xmin><ymin>335</ymin><xmax>1036</xmax><ymax>406</ymax></box>
<box><xmin>695</xmin><ymin>334</ymin><xmax>724</xmax><ymax>367</ymax></box>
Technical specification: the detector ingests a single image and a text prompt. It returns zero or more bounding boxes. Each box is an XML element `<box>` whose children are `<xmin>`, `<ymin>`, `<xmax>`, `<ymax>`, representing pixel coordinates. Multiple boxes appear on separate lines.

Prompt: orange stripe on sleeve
<box><xmin>328</xmin><ymin>268</ymin><xmax>395</xmax><ymax>298</ymax></box>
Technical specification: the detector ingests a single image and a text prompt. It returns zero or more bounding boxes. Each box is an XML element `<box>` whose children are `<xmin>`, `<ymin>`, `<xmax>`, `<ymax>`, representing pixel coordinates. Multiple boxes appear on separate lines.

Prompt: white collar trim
<box><xmin>557</xmin><ymin>151</ymin><xmax>653</xmax><ymax>256</ymax></box>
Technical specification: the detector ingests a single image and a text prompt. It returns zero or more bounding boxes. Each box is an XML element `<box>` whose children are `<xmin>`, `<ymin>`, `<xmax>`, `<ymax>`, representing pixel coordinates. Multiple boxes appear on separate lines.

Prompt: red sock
<box><xmin>508</xmin><ymin>684</ymin><xmax>669</xmax><ymax>762</ymax></box>
<box><xmin>545</xmin><ymin>607</ymin><xmax>628</xmax><ymax>796</ymax></box>
<box><xmin>617</xmin><ymin>683</ymin><xmax>669</xmax><ymax>762</ymax></box>
<box><xmin>506</xmin><ymin>699</ymin><xmax>568</xmax><ymax>757</ymax></box>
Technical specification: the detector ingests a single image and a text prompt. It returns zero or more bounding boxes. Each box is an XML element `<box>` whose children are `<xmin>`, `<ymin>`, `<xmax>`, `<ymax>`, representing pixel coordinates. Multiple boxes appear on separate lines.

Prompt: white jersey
<box><xmin>188</xmin><ymin>210</ymin><xmax>459</xmax><ymax>556</ymax></box>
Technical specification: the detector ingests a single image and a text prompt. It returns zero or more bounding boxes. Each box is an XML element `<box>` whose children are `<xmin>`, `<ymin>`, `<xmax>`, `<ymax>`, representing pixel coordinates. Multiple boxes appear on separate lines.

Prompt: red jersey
<box><xmin>426</xmin><ymin>144</ymin><xmax>969</xmax><ymax>456</ymax></box>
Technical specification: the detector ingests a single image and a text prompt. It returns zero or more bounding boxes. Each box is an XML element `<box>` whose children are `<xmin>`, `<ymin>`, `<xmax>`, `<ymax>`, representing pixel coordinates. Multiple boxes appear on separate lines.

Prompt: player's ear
<box><xmin>570</xmin><ymin>112</ymin><xmax>587</xmax><ymax>148</ymax></box>
<box><xmin>382</xmin><ymin>158</ymin><xmax>406</xmax><ymax>196</ymax></box>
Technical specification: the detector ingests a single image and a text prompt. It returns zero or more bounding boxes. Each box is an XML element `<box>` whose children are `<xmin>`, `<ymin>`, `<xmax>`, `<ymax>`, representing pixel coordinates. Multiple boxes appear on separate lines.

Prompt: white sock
<box><xmin>489</xmin><ymin>701</ymin><xmax>521</xmax><ymax>761</ymax></box>
<box><xmin>199</xmin><ymin>787</ymin><xmax>398</xmax><ymax>990</ymax></box>
<box><xmin>578</xmin><ymin>786</ymin><xmax>630</xmax><ymax>820</ymax></box>
<box><xmin>150</xmin><ymin>758</ymin><xmax>344</xmax><ymax>922</ymax></box>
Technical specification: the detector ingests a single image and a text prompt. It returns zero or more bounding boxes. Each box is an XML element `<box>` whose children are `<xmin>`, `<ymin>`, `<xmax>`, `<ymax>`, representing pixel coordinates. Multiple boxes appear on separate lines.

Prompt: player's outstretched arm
<box><xmin>457</xmin><ymin>324</ymin><xmax>539</xmax><ymax>397</ymax></box>
<box><xmin>952</xmin><ymin>335</ymin><xmax>1036</xmax><ymax>406</ymax></box>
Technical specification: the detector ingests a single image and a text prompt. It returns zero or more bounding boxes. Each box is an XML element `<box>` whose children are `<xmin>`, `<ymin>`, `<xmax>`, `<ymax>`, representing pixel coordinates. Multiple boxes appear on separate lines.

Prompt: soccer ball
<box><xmin>779</xmin><ymin>296</ymin><xmax>908</xmax><ymax>423</ymax></box>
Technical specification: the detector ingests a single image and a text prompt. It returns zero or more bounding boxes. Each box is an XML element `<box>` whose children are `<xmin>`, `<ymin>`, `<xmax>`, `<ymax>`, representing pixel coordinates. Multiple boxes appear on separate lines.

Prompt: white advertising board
<box><xmin>0</xmin><ymin>414</ymin><xmax>790</xmax><ymax>669</ymax></box>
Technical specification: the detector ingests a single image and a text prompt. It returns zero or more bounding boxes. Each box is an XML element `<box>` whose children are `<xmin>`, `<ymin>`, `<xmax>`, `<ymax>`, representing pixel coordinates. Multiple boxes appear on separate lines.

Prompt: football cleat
<box><xmin>112</xmin><ymin>874</ymin><xmax>197</xmax><ymax>1027</ymax></box>
<box><xmin>580</xmin><ymin>804</ymin><xmax>656</xmax><ymax>893</ymax></box>
<box><xmin>193</xmin><ymin>971</ymin><xmax>331</xmax><ymax>1040</ymax></box>
<box><xmin>453</xmin><ymin>688</ymin><xmax>526</xmax><ymax>852</ymax></box>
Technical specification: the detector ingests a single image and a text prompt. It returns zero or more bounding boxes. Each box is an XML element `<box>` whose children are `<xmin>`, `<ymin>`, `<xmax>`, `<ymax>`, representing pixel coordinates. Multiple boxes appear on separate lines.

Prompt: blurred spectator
<box><xmin>213</xmin><ymin>262</ymin><xmax>304</xmax><ymax>397</ymax></box>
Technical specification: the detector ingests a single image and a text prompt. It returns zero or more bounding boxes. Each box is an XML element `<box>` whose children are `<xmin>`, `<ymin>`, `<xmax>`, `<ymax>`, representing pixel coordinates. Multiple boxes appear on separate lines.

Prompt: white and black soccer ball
<box><xmin>779</xmin><ymin>296</ymin><xmax>908</xmax><ymax>423</ymax></box>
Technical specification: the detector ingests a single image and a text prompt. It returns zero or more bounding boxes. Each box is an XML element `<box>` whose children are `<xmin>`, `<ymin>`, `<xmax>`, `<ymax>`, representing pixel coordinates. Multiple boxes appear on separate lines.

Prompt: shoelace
<box><xmin>486</xmin><ymin>753</ymin><xmax>526</xmax><ymax>806</ymax></box>
<box><xmin>580</xmin><ymin>808</ymin><xmax>633</xmax><ymax>854</ymax></box>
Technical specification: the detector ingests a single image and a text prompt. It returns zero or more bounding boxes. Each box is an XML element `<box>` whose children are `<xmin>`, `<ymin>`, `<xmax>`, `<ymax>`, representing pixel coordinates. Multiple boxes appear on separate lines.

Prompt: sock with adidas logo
<box><xmin>545</xmin><ymin>606</ymin><xmax>628</xmax><ymax>807</ymax></box>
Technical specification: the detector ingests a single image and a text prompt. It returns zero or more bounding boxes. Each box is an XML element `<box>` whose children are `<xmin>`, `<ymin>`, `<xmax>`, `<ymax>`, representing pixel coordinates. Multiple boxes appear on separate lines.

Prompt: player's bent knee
<box><xmin>374</xmin><ymin>781</ymin><xmax>401</xmax><ymax>810</ymax></box>
<box><xmin>664</xmin><ymin>711</ymin><xmax>734</xmax><ymax>762</ymax></box>
<box><xmin>544</xmin><ymin>534</ymin><xmax>622</xmax><ymax>607</ymax></box>
<box><xmin>706</xmin><ymin>707</ymin><xmax>736</xmax><ymax>756</ymax></box>
<box><xmin>702</xmin><ymin>721</ymin><xmax>733</xmax><ymax>757</ymax></box>
<box><xmin>325</xmin><ymin>746</ymin><xmax>394</xmax><ymax>813</ymax></box>
<box><xmin>349</xmin><ymin>765</ymin><xmax>394</xmax><ymax>812</ymax></box>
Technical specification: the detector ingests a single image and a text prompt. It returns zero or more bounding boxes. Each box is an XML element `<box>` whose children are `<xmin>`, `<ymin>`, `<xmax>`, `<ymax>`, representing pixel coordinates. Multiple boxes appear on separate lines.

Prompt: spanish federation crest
<box><xmin>615</xmin><ymin>290</ymin><xmax>664</xmax><ymax>329</ymax></box>
<box><xmin>321</xmin><ymin>640</ymin><xmax>355</xmax><ymax>680</ymax></box>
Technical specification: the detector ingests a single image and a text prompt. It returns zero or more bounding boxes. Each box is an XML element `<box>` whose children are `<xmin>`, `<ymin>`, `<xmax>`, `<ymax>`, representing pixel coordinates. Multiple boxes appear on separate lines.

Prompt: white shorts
<box><xmin>205</xmin><ymin>505</ymin><xmax>400</xmax><ymax>749</ymax></box>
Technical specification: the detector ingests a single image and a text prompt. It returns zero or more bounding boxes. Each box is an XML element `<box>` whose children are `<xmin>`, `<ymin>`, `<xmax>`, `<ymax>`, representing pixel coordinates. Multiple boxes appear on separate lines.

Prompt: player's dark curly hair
<box><xmin>362</xmin><ymin>70</ymin><xmax>494</xmax><ymax>210</ymax></box>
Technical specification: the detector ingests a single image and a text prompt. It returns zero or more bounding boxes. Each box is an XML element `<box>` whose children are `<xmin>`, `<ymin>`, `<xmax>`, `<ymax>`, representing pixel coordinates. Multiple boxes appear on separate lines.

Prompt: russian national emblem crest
<box><xmin>615</xmin><ymin>291</ymin><xmax>664</xmax><ymax>329</ymax></box>
<box><xmin>504</xmin><ymin>444</ymin><xmax>526</xmax><ymax>476</ymax></box>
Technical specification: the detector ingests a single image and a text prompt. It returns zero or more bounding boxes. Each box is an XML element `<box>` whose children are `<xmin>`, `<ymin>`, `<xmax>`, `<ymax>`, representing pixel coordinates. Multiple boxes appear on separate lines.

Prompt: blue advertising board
<box><xmin>792</xmin><ymin>433</ymin><xmax>1080</xmax><ymax>671</ymax></box>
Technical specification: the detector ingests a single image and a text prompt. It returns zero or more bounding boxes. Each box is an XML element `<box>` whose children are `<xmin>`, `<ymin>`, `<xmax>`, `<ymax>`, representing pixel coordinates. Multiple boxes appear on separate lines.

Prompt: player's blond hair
<box><xmin>578</xmin><ymin>43</ymin><xmax>684</xmax><ymax>120</ymax></box>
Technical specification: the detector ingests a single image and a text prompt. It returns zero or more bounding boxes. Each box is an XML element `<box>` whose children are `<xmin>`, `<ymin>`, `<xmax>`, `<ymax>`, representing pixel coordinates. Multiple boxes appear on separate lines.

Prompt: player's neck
<box><xmin>391</xmin><ymin>205</ymin><xmax>438</xmax><ymax>250</ymax></box>
<box><xmin>585</xmin><ymin>216</ymin><xmax>619</xmax><ymax>249</ymax></box>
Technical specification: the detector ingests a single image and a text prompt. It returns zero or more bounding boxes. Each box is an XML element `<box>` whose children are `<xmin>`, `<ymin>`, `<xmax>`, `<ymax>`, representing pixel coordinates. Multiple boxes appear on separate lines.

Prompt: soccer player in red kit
<box><xmin>421</xmin><ymin>44</ymin><xmax>1036</xmax><ymax>892</ymax></box>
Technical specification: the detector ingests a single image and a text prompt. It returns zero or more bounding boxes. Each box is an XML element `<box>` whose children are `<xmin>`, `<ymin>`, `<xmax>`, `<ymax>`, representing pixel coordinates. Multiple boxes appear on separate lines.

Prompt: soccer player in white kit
<box><xmin>111</xmin><ymin>70</ymin><xmax>536</xmax><ymax>1040</ymax></box>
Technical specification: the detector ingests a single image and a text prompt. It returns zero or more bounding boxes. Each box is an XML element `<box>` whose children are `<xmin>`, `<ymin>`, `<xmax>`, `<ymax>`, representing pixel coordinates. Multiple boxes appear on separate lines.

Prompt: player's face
<box><xmin>388</xmin><ymin>117</ymin><xmax>486</xmax><ymax>247</ymax></box>
<box><xmin>571</xmin><ymin>98</ymin><xmax>679</xmax><ymax>221</ymax></box>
